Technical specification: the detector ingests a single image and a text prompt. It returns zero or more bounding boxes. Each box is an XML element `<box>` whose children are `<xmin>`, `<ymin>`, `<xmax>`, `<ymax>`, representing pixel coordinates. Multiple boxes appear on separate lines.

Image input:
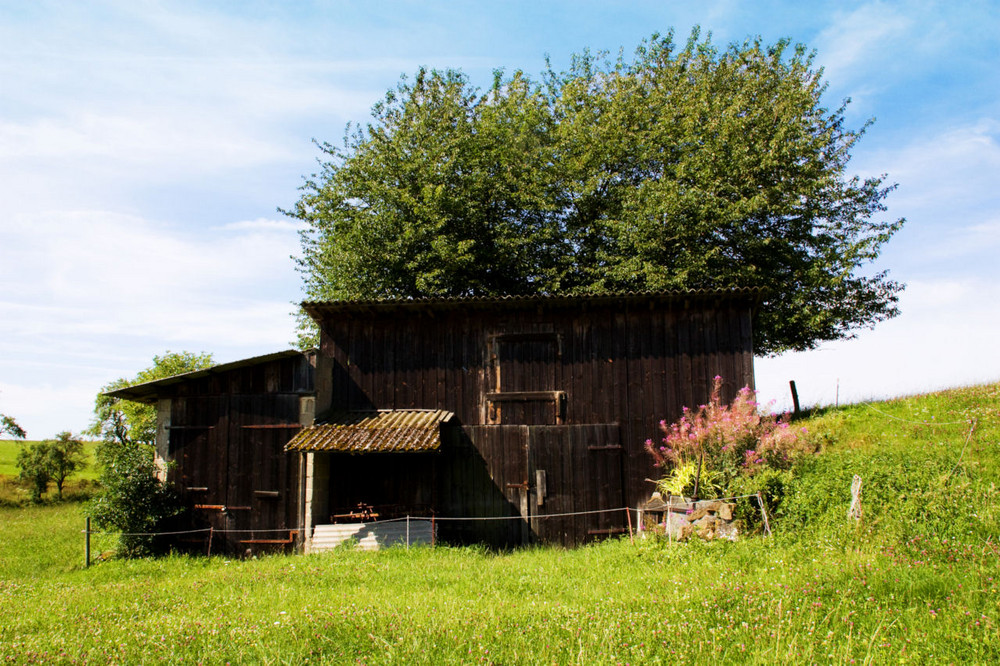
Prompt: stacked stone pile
<box><xmin>641</xmin><ymin>492</ymin><xmax>741</xmax><ymax>541</ymax></box>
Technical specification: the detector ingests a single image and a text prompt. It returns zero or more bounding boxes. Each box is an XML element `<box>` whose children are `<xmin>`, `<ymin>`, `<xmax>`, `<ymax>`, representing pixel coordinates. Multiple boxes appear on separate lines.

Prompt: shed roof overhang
<box><xmin>284</xmin><ymin>409</ymin><xmax>455</xmax><ymax>453</ymax></box>
<box><xmin>103</xmin><ymin>350</ymin><xmax>313</xmax><ymax>404</ymax></box>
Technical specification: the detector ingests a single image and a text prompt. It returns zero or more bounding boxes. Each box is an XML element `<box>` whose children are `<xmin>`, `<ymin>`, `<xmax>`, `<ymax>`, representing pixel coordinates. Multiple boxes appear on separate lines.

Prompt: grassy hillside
<box><xmin>0</xmin><ymin>439</ymin><xmax>101</xmax><ymax>506</ymax></box>
<box><xmin>1</xmin><ymin>384</ymin><xmax>998</xmax><ymax>663</ymax></box>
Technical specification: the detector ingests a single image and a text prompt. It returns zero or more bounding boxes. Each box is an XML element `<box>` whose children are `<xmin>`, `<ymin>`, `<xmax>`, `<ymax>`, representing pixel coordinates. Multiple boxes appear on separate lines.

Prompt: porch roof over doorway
<box><xmin>284</xmin><ymin>409</ymin><xmax>455</xmax><ymax>453</ymax></box>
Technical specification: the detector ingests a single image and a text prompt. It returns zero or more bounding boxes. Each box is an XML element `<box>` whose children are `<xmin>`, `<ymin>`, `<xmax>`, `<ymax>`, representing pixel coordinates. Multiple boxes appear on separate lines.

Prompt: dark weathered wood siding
<box><xmin>160</xmin><ymin>353</ymin><xmax>314</xmax><ymax>553</ymax></box>
<box><xmin>308</xmin><ymin>293</ymin><xmax>754</xmax><ymax>547</ymax></box>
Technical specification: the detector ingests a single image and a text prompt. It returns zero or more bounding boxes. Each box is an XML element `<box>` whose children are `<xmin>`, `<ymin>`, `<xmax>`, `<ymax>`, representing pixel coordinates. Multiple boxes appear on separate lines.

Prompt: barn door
<box><xmin>526</xmin><ymin>424</ymin><xmax>625</xmax><ymax>547</ymax></box>
<box><xmin>227</xmin><ymin>394</ymin><xmax>302</xmax><ymax>545</ymax></box>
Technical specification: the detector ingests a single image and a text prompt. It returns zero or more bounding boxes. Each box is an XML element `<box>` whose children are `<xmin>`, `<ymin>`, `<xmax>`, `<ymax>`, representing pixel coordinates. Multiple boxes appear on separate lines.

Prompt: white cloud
<box><xmin>864</xmin><ymin>119</ymin><xmax>1000</xmax><ymax>210</ymax></box>
<box><xmin>0</xmin><ymin>379</ymin><xmax>100</xmax><ymax>441</ymax></box>
<box><xmin>0</xmin><ymin>209</ymin><xmax>303</xmax><ymax>437</ymax></box>
<box><xmin>814</xmin><ymin>2</ymin><xmax>916</xmax><ymax>86</ymax></box>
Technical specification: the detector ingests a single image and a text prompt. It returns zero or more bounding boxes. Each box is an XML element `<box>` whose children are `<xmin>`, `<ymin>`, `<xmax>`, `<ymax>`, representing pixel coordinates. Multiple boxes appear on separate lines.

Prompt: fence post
<box><xmin>756</xmin><ymin>493</ymin><xmax>772</xmax><ymax>537</ymax></box>
<box><xmin>406</xmin><ymin>515</ymin><xmax>410</xmax><ymax>549</ymax></box>
<box><xmin>85</xmin><ymin>517</ymin><xmax>91</xmax><ymax>568</ymax></box>
<box><xmin>626</xmin><ymin>507</ymin><xmax>634</xmax><ymax>545</ymax></box>
<box><xmin>207</xmin><ymin>527</ymin><xmax>214</xmax><ymax>557</ymax></box>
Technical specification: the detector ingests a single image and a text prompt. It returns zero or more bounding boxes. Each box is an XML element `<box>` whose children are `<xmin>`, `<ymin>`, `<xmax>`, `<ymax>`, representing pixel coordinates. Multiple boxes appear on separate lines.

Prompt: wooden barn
<box><xmin>109</xmin><ymin>290</ymin><xmax>756</xmax><ymax>552</ymax></box>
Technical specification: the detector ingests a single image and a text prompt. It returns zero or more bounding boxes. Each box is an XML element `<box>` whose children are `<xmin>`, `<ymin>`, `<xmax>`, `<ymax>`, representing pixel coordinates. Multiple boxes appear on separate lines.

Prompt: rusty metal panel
<box><xmin>285</xmin><ymin>409</ymin><xmax>454</xmax><ymax>453</ymax></box>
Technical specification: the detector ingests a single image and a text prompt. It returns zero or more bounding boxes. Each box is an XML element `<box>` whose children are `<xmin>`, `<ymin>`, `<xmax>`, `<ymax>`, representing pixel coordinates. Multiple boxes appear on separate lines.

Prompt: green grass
<box><xmin>1</xmin><ymin>385</ymin><xmax>999</xmax><ymax>663</ymax></box>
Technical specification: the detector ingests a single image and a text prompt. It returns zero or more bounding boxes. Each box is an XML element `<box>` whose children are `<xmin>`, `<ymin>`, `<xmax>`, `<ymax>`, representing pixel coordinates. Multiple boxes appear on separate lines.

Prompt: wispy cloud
<box><xmin>814</xmin><ymin>3</ymin><xmax>915</xmax><ymax>85</ymax></box>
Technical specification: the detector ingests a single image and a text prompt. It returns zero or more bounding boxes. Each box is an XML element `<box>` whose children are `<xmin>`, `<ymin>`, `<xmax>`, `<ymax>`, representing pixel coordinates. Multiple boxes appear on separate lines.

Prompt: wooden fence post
<box><xmin>85</xmin><ymin>517</ymin><xmax>91</xmax><ymax>568</ymax></box>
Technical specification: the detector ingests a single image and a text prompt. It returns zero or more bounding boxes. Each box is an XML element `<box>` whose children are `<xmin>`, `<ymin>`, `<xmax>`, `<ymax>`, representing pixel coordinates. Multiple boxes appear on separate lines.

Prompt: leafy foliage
<box><xmin>289</xmin><ymin>29</ymin><xmax>904</xmax><ymax>354</ymax></box>
<box><xmin>88</xmin><ymin>438</ymin><xmax>185</xmax><ymax>557</ymax></box>
<box><xmin>1</xmin><ymin>414</ymin><xmax>26</xmax><ymax>439</ymax></box>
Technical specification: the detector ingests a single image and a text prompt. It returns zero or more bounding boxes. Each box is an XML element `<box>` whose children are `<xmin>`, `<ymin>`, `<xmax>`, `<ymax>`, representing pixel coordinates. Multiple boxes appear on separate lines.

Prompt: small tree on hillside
<box><xmin>47</xmin><ymin>431</ymin><xmax>87</xmax><ymax>499</ymax></box>
<box><xmin>1</xmin><ymin>414</ymin><xmax>26</xmax><ymax>439</ymax></box>
<box><xmin>14</xmin><ymin>432</ymin><xmax>87</xmax><ymax>502</ymax></box>
<box><xmin>16</xmin><ymin>442</ymin><xmax>53</xmax><ymax>502</ymax></box>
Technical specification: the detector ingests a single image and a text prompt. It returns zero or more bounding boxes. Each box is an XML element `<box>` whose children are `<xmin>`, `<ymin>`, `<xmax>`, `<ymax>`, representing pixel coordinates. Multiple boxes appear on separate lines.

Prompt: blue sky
<box><xmin>1</xmin><ymin>0</ymin><xmax>998</xmax><ymax>438</ymax></box>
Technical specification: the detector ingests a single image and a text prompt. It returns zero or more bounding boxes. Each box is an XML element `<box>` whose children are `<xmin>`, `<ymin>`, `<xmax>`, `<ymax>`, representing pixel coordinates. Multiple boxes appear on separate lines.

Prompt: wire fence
<box><xmin>83</xmin><ymin>494</ymin><xmax>773</xmax><ymax>567</ymax></box>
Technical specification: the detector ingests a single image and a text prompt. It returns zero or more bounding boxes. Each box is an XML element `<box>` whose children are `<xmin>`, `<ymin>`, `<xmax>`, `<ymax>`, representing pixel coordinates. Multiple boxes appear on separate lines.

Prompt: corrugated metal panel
<box><xmin>285</xmin><ymin>409</ymin><xmax>454</xmax><ymax>453</ymax></box>
<box><xmin>301</xmin><ymin>288</ymin><xmax>762</xmax><ymax>318</ymax></box>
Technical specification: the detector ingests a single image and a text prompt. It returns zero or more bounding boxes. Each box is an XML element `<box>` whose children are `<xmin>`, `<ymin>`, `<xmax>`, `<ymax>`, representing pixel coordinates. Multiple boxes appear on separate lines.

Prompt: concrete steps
<box><xmin>308</xmin><ymin>520</ymin><xmax>435</xmax><ymax>553</ymax></box>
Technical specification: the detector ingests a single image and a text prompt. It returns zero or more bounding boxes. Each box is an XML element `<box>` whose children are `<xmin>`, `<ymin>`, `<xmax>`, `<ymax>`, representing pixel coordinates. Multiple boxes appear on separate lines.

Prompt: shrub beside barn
<box><xmin>108</xmin><ymin>290</ymin><xmax>756</xmax><ymax>552</ymax></box>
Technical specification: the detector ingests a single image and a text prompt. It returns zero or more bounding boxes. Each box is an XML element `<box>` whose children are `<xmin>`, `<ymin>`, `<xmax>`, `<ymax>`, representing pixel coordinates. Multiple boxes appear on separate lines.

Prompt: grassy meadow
<box><xmin>1</xmin><ymin>385</ymin><xmax>999</xmax><ymax>663</ymax></box>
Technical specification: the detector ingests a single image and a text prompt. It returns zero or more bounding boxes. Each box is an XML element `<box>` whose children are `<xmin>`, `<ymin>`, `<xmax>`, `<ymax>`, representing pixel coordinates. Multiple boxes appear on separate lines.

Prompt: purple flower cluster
<box><xmin>644</xmin><ymin>376</ymin><xmax>809</xmax><ymax>487</ymax></box>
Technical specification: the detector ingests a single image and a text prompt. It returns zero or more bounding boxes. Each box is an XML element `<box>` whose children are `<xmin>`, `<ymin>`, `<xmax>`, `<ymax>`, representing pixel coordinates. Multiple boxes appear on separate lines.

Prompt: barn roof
<box><xmin>285</xmin><ymin>409</ymin><xmax>454</xmax><ymax>453</ymax></box>
<box><xmin>301</xmin><ymin>288</ymin><xmax>759</xmax><ymax>318</ymax></box>
<box><xmin>104</xmin><ymin>350</ymin><xmax>311</xmax><ymax>404</ymax></box>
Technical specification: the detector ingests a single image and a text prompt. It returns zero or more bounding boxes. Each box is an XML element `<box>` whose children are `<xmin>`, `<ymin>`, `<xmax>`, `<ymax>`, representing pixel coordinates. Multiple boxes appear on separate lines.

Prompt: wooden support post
<box><xmin>85</xmin><ymin>517</ymin><xmax>91</xmax><ymax>568</ymax></box>
<box><xmin>789</xmin><ymin>380</ymin><xmax>801</xmax><ymax>415</ymax></box>
<box><xmin>207</xmin><ymin>527</ymin><xmax>214</xmax><ymax>557</ymax></box>
<box><xmin>430</xmin><ymin>515</ymin><xmax>436</xmax><ymax>547</ymax></box>
<box><xmin>406</xmin><ymin>515</ymin><xmax>410</xmax><ymax>549</ymax></box>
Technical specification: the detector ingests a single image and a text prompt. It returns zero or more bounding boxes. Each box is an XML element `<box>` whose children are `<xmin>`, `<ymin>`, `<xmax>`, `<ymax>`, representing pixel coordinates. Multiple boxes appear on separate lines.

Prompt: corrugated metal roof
<box><xmin>285</xmin><ymin>409</ymin><xmax>454</xmax><ymax>453</ymax></box>
<box><xmin>301</xmin><ymin>288</ymin><xmax>760</xmax><ymax>317</ymax></box>
<box><xmin>103</xmin><ymin>350</ymin><xmax>314</xmax><ymax>403</ymax></box>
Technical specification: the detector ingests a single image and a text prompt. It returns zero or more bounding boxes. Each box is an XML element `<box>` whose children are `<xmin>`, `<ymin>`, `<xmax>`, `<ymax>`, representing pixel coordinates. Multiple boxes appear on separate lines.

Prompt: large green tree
<box><xmin>288</xmin><ymin>30</ymin><xmax>903</xmax><ymax>355</ymax></box>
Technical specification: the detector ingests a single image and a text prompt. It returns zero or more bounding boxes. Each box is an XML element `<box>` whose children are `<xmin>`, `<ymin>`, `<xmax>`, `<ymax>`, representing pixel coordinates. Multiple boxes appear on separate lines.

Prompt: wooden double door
<box><xmin>462</xmin><ymin>424</ymin><xmax>626</xmax><ymax>547</ymax></box>
<box><xmin>167</xmin><ymin>394</ymin><xmax>301</xmax><ymax>552</ymax></box>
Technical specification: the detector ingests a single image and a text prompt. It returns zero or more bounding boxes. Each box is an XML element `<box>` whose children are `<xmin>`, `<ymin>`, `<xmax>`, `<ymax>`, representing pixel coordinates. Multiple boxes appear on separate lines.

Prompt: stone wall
<box><xmin>640</xmin><ymin>493</ymin><xmax>741</xmax><ymax>541</ymax></box>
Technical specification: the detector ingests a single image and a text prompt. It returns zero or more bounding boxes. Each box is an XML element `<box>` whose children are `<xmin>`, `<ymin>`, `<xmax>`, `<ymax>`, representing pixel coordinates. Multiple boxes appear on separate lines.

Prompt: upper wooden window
<box><xmin>486</xmin><ymin>332</ymin><xmax>565</xmax><ymax>425</ymax></box>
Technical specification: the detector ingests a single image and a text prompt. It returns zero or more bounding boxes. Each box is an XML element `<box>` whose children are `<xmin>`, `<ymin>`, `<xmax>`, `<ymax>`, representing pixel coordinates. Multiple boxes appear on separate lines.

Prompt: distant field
<box><xmin>0</xmin><ymin>439</ymin><xmax>100</xmax><ymax>481</ymax></box>
<box><xmin>1</xmin><ymin>384</ymin><xmax>998</xmax><ymax>663</ymax></box>
<box><xmin>0</xmin><ymin>439</ymin><xmax>100</xmax><ymax>505</ymax></box>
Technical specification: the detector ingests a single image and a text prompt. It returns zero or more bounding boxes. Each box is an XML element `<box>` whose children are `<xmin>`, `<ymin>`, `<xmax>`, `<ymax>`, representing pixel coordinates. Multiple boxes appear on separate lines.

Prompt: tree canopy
<box><xmin>288</xmin><ymin>29</ymin><xmax>904</xmax><ymax>355</ymax></box>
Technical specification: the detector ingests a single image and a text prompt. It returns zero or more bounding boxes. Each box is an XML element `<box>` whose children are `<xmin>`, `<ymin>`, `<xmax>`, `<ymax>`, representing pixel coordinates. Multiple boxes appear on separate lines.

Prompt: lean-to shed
<box><xmin>106</xmin><ymin>350</ymin><xmax>316</xmax><ymax>554</ymax></box>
